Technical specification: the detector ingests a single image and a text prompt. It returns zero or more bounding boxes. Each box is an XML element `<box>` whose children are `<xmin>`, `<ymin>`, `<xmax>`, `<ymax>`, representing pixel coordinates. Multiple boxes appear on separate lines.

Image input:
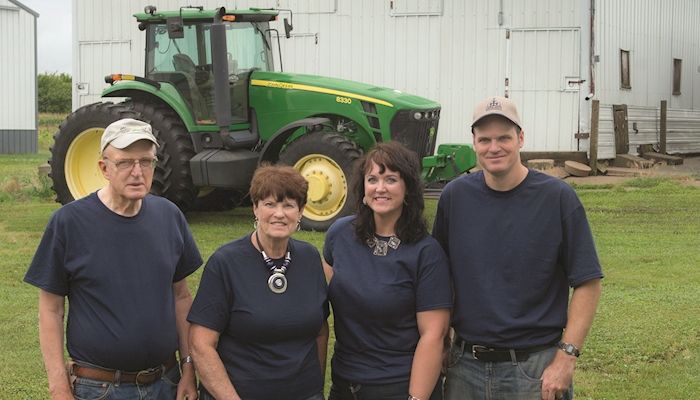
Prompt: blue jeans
<box><xmin>444</xmin><ymin>344</ymin><xmax>573</xmax><ymax>400</ymax></box>
<box><xmin>72</xmin><ymin>364</ymin><xmax>180</xmax><ymax>400</ymax></box>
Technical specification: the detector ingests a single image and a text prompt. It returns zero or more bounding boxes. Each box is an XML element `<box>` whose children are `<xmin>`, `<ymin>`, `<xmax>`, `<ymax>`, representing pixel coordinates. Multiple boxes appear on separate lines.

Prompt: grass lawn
<box><xmin>1</xmin><ymin>116</ymin><xmax>699</xmax><ymax>398</ymax></box>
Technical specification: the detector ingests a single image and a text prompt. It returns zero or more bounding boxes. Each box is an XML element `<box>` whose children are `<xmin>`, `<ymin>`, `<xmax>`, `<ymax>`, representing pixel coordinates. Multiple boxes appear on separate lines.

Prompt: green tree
<box><xmin>38</xmin><ymin>73</ymin><xmax>71</xmax><ymax>113</ymax></box>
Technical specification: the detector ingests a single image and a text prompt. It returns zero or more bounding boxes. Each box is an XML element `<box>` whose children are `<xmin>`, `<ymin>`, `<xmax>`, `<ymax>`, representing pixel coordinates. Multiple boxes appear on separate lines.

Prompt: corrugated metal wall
<box><xmin>73</xmin><ymin>0</ymin><xmax>700</xmax><ymax>155</ymax></box>
<box><xmin>0</xmin><ymin>0</ymin><xmax>37</xmax><ymax>153</ymax></box>
<box><xmin>73</xmin><ymin>0</ymin><xmax>583</xmax><ymax>152</ymax></box>
<box><xmin>594</xmin><ymin>0</ymin><xmax>700</xmax><ymax>156</ymax></box>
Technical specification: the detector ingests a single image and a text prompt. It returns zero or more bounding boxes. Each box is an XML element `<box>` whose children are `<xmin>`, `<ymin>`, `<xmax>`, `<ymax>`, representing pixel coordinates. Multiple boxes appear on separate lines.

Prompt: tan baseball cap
<box><xmin>100</xmin><ymin>118</ymin><xmax>159</xmax><ymax>153</ymax></box>
<box><xmin>471</xmin><ymin>96</ymin><xmax>522</xmax><ymax>128</ymax></box>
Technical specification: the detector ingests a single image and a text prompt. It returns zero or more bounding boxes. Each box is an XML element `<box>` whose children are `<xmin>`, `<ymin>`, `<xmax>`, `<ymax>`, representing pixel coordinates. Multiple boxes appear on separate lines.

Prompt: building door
<box><xmin>74</xmin><ymin>40</ymin><xmax>132</xmax><ymax>109</ymax></box>
<box><xmin>506</xmin><ymin>28</ymin><xmax>581</xmax><ymax>151</ymax></box>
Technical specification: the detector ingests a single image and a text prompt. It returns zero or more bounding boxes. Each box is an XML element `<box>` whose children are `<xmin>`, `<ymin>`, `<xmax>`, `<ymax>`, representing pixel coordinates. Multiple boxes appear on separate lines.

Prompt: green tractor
<box><xmin>50</xmin><ymin>6</ymin><xmax>475</xmax><ymax>230</ymax></box>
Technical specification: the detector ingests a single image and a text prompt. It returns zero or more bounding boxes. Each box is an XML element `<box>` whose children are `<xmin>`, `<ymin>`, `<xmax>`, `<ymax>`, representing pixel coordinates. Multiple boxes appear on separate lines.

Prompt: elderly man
<box><xmin>25</xmin><ymin>118</ymin><xmax>202</xmax><ymax>400</ymax></box>
<box><xmin>433</xmin><ymin>96</ymin><xmax>603</xmax><ymax>400</ymax></box>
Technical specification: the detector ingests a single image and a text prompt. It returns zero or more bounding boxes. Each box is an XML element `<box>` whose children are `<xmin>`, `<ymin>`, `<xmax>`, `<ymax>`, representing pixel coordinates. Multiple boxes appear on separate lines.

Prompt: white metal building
<box><xmin>72</xmin><ymin>0</ymin><xmax>700</xmax><ymax>158</ymax></box>
<box><xmin>0</xmin><ymin>0</ymin><xmax>38</xmax><ymax>153</ymax></box>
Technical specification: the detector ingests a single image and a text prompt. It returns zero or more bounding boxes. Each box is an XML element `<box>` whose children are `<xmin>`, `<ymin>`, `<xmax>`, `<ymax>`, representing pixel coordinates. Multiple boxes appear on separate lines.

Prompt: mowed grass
<box><xmin>1</xmin><ymin>115</ymin><xmax>699</xmax><ymax>398</ymax></box>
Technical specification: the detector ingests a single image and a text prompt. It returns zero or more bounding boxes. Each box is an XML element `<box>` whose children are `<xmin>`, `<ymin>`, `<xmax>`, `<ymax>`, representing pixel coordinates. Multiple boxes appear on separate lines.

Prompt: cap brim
<box><xmin>472</xmin><ymin>112</ymin><xmax>521</xmax><ymax>128</ymax></box>
<box><xmin>107</xmin><ymin>134</ymin><xmax>159</xmax><ymax>150</ymax></box>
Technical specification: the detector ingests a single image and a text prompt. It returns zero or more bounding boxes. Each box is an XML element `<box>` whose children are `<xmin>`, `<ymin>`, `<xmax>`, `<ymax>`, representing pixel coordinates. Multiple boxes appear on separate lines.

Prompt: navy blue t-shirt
<box><xmin>433</xmin><ymin>170</ymin><xmax>603</xmax><ymax>349</ymax></box>
<box><xmin>24</xmin><ymin>193</ymin><xmax>202</xmax><ymax>370</ymax></box>
<box><xmin>188</xmin><ymin>235</ymin><xmax>328</xmax><ymax>400</ymax></box>
<box><xmin>323</xmin><ymin>216</ymin><xmax>452</xmax><ymax>385</ymax></box>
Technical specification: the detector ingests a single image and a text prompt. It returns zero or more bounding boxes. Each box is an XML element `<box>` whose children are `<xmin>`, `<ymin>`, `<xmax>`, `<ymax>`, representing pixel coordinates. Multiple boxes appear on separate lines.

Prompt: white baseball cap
<box><xmin>100</xmin><ymin>118</ymin><xmax>159</xmax><ymax>153</ymax></box>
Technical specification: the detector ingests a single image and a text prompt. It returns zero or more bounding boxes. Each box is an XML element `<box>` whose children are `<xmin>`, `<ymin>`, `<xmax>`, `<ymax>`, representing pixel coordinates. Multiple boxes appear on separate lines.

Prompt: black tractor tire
<box><xmin>124</xmin><ymin>100</ymin><xmax>198</xmax><ymax>210</ymax></box>
<box><xmin>279</xmin><ymin>132</ymin><xmax>362</xmax><ymax>231</ymax></box>
<box><xmin>49</xmin><ymin>102</ymin><xmax>139</xmax><ymax>204</ymax></box>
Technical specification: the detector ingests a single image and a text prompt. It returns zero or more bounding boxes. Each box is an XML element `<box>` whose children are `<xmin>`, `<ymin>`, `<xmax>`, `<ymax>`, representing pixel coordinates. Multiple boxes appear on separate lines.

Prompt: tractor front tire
<box><xmin>279</xmin><ymin>132</ymin><xmax>362</xmax><ymax>231</ymax></box>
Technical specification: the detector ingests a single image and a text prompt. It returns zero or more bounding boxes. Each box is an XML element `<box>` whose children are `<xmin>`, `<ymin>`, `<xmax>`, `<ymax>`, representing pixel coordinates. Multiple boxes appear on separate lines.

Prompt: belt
<box><xmin>70</xmin><ymin>355</ymin><xmax>177</xmax><ymax>385</ymax></box>
<box><xmin>454</xmin><ymin>337</ymin><xmax>553</xmax><ymax>362</ymax></box>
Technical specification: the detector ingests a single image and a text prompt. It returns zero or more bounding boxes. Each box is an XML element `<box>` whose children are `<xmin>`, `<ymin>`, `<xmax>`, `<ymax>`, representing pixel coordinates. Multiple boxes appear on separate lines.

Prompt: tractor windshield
<box><xmin>145</xmin><ymin>21</ymin><xmax>273</xmax><ymax>125</ymax></box>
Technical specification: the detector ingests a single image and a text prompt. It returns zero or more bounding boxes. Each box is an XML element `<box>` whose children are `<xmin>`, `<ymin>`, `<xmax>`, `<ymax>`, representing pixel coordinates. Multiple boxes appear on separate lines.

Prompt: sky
<box><xmin>20</xmin><ymin>0</ymin><xmax>72</xmax><ymax>74</ymax></box>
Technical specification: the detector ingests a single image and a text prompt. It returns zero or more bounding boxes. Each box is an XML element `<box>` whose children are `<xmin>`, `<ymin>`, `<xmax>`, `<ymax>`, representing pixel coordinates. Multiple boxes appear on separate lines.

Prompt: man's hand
<box><xmin>176</xmin><ymin>363</ymin><xmax>198</xmax><ymax>400</ymax></box>
<box><xmin>540</xmin><ymin>350</ymin><xmax>576</xmax><ymax>400</ymax></box>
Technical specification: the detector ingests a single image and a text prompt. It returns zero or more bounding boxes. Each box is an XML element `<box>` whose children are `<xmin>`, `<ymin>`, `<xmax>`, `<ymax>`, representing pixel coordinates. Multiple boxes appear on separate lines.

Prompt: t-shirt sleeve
<box><xmin>23</xmin><ymin>213</ymin><xmax>70</xmax><ymax>296</ymax></box>
<box><xmin>415</xmin><ymin>240</ymin><xmax>453</xmax><ymax>312</ymax></box>
<box><xmin>173</xmin><ymin>211</ymin><xmax>203</xmax><ymax>282</ymax></box>
<box><xmin>560</xmin><ymin>189</ymin><xmax>604</xmax><ymax>287</ymax></box>
<box><xmin>187</xmin><ymin>252</ymin><xmax>231</xmax><ymax>332</ymax></box>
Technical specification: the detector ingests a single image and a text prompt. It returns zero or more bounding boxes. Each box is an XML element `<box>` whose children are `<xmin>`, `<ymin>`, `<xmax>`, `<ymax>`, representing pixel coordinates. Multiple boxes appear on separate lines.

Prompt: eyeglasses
<box><xmin>103</xmin><ymin>158</ymin><xmax>158</xmax><ymax>171</ymax></box>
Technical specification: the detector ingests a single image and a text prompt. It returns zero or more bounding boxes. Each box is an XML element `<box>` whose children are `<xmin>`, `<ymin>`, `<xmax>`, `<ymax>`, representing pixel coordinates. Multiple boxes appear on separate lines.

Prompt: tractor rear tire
<box><xmin>49</xmin><ymin>102</ymin><xmax>138</xmax><ymax>204</ymax></box>
<box><xmin>49</xmin><ymin>100</ymin><xmax>199</xmax><ymax>211</ymax></box>
<box><xmin>125</xmin><ymin>100</ymin><xmax>198</xmax><ymax>210</ymax></box>
<box><xmin>279</xmin><ymin>132</ymin><xmax>362</xmax><ymax>231</ymax></box>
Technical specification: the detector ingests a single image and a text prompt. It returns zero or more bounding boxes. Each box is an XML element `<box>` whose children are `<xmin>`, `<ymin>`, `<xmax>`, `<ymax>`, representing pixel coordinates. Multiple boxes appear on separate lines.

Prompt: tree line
<box><xmin>38</xmin><ymin>73</ymin><xmax>71</xmax><ymax>113</ymax></box>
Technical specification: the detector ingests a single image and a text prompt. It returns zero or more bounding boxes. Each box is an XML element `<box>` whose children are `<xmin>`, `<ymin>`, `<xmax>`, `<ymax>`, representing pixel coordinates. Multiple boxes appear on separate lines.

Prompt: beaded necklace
<box><xmin>255</xmin><ymin>230</ymin><xmax>291</xmax><ymax>294</ymax></box>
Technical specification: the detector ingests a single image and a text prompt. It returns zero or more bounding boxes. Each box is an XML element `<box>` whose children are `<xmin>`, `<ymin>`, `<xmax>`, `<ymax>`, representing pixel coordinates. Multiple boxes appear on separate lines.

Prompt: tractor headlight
<box><xmin>413</xmin><ymin>111</ymin><xmax>423</xmax><ymax>120</ymax></box>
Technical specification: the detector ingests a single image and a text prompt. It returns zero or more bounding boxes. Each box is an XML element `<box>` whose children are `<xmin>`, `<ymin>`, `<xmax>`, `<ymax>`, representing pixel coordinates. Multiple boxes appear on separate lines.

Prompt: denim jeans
<box><xmin>199</xmin><ymin>388</ymin><xmax>324</xmax><ymax>400</ymax></box>
<box><xmin>328</xmin><ymin>376</ymin><xmax>443</xmax><ymax>400</ymax></box>
<box><xmin>72</xmin><ymin>364</ymin><xmax>180</xmax><ymax>400</ymax></box>
<box><xmin>444</xmin><ymin>344</ymin><xmax>573</xmax><ymax>400</ymax></box>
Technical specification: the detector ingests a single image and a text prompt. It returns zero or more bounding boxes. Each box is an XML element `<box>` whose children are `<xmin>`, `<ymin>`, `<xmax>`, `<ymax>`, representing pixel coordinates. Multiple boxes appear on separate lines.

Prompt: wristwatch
<box><xmin>557</xmin><ymin>341</ymin><xmax>581</xmax><ymax>357</ymax></box>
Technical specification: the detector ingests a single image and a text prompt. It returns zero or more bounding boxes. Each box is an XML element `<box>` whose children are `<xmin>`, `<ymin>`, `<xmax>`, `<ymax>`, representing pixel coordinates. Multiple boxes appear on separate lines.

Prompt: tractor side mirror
<box><xmin>283</xmin><ymin>17</ymin><xmax>293</xmax><ymax>38</ymax></box>
<box><xmin>166</xmin><ymin>17</ymin><xmax>184</xmax><ymax>39</ymax></box>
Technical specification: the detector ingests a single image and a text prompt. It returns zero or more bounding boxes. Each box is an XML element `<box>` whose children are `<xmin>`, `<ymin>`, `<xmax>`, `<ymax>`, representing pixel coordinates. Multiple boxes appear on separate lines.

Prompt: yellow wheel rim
<box><xmin>65</xmin><ymin>128</ymin><xmax>107</xmax><ymax>200</ymax></box>
<box><xmin>294</xmin><ymin>154</ymin><xmax>348</xmax><ymax>222</ymax></box>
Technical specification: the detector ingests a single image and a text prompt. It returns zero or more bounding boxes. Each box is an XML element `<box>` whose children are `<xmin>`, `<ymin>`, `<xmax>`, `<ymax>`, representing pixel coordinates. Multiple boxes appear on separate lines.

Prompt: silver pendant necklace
<box><xmin>255</xmin><ymin>231</ymin><xmax>291</xmax><ymax>294</ymax></box>
<box><xmin>366</xmin><ymin>235</ymin><xmax>401</xmax><ymax>256</ymax></box>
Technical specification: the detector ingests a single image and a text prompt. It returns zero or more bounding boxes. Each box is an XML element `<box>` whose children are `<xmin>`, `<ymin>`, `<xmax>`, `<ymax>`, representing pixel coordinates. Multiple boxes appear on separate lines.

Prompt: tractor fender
<box><xmin>259</xmin><ymin>117</ymin><xmax>331</xmax><ymax>164</ymax></box>
<box><xmin>102</xmin><ymin>82</ymin><xmax>198</xmax><ymax>131</ymax></box>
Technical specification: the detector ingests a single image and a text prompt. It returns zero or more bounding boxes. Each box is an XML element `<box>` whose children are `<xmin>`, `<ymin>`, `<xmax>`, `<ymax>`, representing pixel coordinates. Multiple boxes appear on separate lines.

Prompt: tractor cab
<box><xmin>143</xmin><ymin>13</ymin><xmax>274</xmax><ymax>125</ymax></box>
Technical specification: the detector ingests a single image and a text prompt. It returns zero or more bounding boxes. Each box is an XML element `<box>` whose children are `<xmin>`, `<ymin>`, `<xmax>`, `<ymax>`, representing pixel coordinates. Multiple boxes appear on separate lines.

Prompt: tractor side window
<box><xmin>225</xmin><ymin>23</ymin><xmax>271</xmax><ymax>73</ymax></box>
<box><xmin>147</xmin><ymin>24</ymin><xmax>215</xmax><ymax>124</ymax></box>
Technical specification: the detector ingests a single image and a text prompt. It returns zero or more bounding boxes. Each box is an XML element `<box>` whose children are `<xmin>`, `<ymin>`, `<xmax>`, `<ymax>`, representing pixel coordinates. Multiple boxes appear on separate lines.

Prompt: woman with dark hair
<box><xmin>188</xmin><ymin>165</ymin><xmax>329</xmax><ymax>400</ymax></box>
<box><xmin>323</xmin><ymin>141</ymin><xmax>452</xmax><ymax>400</ymax></box>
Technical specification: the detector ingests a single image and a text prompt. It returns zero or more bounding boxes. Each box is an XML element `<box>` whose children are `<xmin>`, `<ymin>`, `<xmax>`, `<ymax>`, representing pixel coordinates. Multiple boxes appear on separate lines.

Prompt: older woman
<box><xmin>188</xmin><ymin>165</ymin><xmax>329</xmax><ymax>400</ymax></box>
<box><xmin>323</xmin><ymin>141</ymin><xmax>452</xmax><ymax>400</ymax></box>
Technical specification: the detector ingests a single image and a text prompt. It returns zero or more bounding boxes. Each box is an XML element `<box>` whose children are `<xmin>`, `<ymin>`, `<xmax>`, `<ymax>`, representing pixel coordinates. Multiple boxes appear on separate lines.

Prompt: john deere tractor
<box><xmin>50</xmin><ymin>6</ymin><xmax>475</xmax><ymax>230</ymax></box>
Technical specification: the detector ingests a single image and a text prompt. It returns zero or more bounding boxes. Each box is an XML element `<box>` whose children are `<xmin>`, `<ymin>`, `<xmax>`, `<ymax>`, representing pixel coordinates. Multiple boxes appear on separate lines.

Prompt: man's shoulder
<box><xmin>144</xmin><ymin>194</ymin><xmax>180</xmax><ymax>212</ymax></box>
<box><xmin>51</xmin><ymin>192</ymin><xmax>99</xmax><ymax>220</ymax></box>
<box><xmin>441</xmin><ymin>171</ymin><xmax>483</xmax><ymax>198</ymax></box>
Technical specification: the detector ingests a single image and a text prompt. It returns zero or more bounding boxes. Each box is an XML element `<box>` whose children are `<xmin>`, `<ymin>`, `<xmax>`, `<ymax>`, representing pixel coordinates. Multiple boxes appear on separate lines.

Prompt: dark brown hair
<box><xmin>249</xmin><ymin>164</ymin><xmax>308</xmax><ymax>208</ymax></box>
<box><xmin>352</xmin><ymin>141</ymin><xmax>427</xmax><ymax>244</ymax></box>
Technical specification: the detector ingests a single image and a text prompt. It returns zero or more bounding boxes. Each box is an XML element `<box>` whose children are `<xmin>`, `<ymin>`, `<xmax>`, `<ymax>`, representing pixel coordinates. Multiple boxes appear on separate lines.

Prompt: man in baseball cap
<box><xmin>25</xmin><ymin>117</ymin><xmax>202</xmax><ymax>399</ymax></box>
<box><xmin>433</xmin><ymin>96</ymin><xmax>603</xmax><ymax>400</ymax></box>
